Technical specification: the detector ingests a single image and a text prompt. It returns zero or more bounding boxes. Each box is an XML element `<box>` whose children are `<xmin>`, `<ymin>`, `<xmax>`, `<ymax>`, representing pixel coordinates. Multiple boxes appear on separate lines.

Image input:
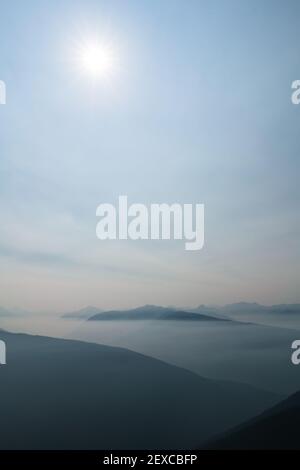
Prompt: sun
<box><xmin>77</xmin><ymin>40</ymin><xmax>116</xmax><ymax>79</ymax></box>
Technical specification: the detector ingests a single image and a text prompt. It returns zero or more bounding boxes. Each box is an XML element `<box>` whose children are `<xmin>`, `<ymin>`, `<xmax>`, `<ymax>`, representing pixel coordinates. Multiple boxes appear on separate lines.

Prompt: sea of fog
<box><xmin>1</xmin><ymin>315</ymin><xmax>300</xmax><ymax>395</ymax></box>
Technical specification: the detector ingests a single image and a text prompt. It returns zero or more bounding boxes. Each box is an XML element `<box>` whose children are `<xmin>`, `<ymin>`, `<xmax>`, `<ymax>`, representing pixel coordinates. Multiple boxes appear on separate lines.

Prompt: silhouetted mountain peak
<box><xmin>88</xmin><ymin>305</ymin><xmax>228</xmax><ymax>322</ymax></box>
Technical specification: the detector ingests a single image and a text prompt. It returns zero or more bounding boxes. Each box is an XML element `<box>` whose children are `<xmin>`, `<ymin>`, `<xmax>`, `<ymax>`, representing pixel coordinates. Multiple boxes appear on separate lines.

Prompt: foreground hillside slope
<box><xmin>206</xmin><ymin>391</ymin><xmax>300</xmax><ymax>449</ymax></box>
<box><xmin>0</xmin><ymin>330</ymin><xmax>280</xmax><ymax>449</ymax></box>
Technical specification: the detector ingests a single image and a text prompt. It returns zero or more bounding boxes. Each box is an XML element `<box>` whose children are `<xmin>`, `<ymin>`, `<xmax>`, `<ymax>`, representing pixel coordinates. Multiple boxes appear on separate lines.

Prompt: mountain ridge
<box><xmin>88</xmin><ymin>305</ymin><xmax>228</xmax><ymax>322</ymax></box>
<box><xmin>0</xmin><ymin>329</ymin><xmax>280</xmax><ymax>449</ymax></box>
<box><xmin>204</xmin><ymin>390</ymin><xmax>300</xmax><ymax>449</ymax></box>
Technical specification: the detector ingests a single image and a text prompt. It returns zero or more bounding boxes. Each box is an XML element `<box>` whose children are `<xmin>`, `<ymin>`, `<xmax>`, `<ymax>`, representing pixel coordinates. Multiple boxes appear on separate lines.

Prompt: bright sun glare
<box><xmin>77</xmin><ymin>41</ymin><xmax>116</xmax><ymax>79</ymax></box>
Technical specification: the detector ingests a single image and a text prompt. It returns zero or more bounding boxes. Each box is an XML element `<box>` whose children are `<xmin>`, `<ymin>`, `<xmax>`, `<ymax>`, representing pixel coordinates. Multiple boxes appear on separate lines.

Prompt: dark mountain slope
<box><xmin>0</xmin><ymin>330</ymin><xmax>278</xmax><ymax>449</ymax></box>
<box><xmin>205</xmin><ymin>391</ymin><xmax>300</xmax><ymax>449</ymax></box>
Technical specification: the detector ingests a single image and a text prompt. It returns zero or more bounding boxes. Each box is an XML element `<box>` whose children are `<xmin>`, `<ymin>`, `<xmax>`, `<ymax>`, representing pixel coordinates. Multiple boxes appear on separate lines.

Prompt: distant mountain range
<box><xmin>0</xmin><ymin>307</ymin><xmax>29</xmax><ymax>317</ymax></box>
<box><xmin>61</xmin><ymin>306</ymin><xmax>103</xmax><ymax>320</ymax></box>
<box><xmin>85</xmin><ymin>302</ymin><xmax>300</xmax><ymax>322</ymax></box>
<box><xmin>0</xmin><ymin>307</ymin><xmax>13</xmax><ymax>317</ymax></box>
<box><xmin>87</xmin><ymin>305</ymin><xmax>228</xmax><ymax>322</ymax></box>
<box><xmin>64</xmin><ymin>303</ymin><xmax>300</xmax><ymax>323</ymax></box>
<box><xmin>2</xmin><ymin>302</ymin><xmax>299</xmax><ymax>321</ymax></box>
<box><xmin>205</xmin><ymin>390</ymin><xmax>300</xmax><ymax>449</ymax></box>
<box><xmin>193</xmin><ymin>302</ymin><xmax>300</xmax><ymax>316</ymax></box>
<box><xmin>0</xmin><ymin>330</ymin><xmax>280</xmax><ymax>449</ymax></box>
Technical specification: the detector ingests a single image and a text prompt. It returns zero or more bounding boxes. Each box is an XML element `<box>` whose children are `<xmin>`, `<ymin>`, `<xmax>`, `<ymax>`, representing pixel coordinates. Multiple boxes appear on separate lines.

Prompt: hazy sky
<box><xmin>0</xmin><ymin>0</ymin><xmax>299</xmax><ymax>312</ymax></box>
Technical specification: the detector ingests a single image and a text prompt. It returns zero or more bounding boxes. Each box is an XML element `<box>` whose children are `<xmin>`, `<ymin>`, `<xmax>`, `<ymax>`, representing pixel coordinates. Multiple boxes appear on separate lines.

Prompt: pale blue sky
<box><xmin>0</xmin><ymin>0</ymin><xmax>299</xmax><ymax>311</ymax></box>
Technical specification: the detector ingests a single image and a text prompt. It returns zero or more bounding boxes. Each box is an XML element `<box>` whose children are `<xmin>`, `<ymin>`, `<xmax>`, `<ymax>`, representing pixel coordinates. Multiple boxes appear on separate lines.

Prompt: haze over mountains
<box><xmin>193</xmin><ymin>302</ymin><xmax>300</xmax><ymax>316</ymax></box>
<box><xmin>0</xmin><ymin>307</ymin><xmax>30</xmax><ymax>318</ymax></box>
<box><xmin>1</xmin><ymin>301</ymin><xmax>300</xmax><ymax>449</ymax></box>
<box><xmin>60</xmin><ymin>302</ymin><xmax>300</xmax><ymax>323</ymax></box>
<box><xmin>62</xmin><ymin>306</ymin><xmax>103</xmax><ymax>320</ymax></box>
<box><xmin>1</xmin><ymin>302</ymin><xmax>299</xmax><ymax>322</ymax></box>
<box><xmin>88</xmin><ymin>305</ymin><xmax>227</xmax><ymax>322</ymax></box>
<box><xmin>193</xmin><ymin>303</ymin><xmax>300</xmax><ymax>330</ymax></box>
<box><xmin>2</xmin><ymin>302</ymin><xmax>300</xmax><ymax>397</ymax></box>
<box><xmin>0</xmin><ymin>307</ymin><xmax>14</xmax><ymax>317</ymax></box>
<box><xmin>0</xmin><ymin>330</ymin><xmax>280</xmax><ymax>449</ymax></box>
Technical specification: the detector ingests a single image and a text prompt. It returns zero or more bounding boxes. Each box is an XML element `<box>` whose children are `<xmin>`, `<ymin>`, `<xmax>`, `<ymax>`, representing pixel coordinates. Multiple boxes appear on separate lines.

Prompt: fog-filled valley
<box><xmin>1</xmin><ymin>304</ymin><xmax>300</xmax><ymax>395</ymax></box>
